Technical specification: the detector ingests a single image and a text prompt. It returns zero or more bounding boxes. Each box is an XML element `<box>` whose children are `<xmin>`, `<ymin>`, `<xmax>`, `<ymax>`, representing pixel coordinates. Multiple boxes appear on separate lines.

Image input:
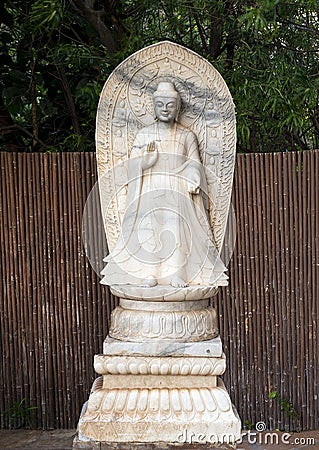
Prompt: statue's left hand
<box><xmin>188</xmin><ymin>172</ymin><xmax>200</xmax><ymax>194</ymax></box>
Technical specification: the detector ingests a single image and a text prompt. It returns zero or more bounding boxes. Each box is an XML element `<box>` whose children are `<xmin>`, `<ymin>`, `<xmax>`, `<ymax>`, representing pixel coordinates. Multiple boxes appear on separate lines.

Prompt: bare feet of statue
<box><xmin>141</xmin><ymin>275</ymin><xmax>158</xmax><ymax>287</ymax></box>
<box><xmin>170</xmin><ymin>276</ymin><xmax>188</xmax><ymax>288</ymax></box>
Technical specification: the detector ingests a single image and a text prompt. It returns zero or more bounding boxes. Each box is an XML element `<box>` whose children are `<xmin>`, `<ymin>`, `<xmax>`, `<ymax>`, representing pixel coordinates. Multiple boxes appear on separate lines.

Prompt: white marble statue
<box><xmin>75</xmin><ymin>42</ymin><xmax>241</xmax><ymax>448</ymax></box>
<box><xmin>100</xmin><ymin>81</ymin><xmax>228</xmax><ymax>288</ymax></box>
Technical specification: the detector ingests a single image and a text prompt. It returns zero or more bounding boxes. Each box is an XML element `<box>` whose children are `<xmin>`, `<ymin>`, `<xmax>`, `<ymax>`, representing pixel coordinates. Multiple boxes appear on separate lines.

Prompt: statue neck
<box><xmin>157</xmin><ymin>119</ymin><xmax>176</xmax><ymax>131</ymax></box>
<box><xmin>155</xmin><ymin>121</ymin><xmax>177</xmax><ymax>151</ymax></box>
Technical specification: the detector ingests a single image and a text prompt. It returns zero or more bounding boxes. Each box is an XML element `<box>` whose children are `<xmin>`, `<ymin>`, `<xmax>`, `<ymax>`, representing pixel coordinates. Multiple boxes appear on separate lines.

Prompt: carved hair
<box><xmin>152</xmin><ymin>81</ymin><xmax>181</xmax><ymax>119</ymax></box>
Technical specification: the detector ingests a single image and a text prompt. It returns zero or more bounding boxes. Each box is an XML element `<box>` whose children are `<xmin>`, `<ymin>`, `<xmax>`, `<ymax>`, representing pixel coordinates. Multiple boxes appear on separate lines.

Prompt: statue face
<box><xmin>154</xmin><ymin>97</ymin><xmax>178</xmax><ymax>123</ymax></box>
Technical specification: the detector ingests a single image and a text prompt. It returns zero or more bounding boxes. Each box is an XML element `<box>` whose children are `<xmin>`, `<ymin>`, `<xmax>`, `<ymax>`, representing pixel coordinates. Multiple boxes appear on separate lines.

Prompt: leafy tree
<box><xmin>0</xmin><ymin>0</ymin><xmax>109</xmax><ymax>151</ymax></box>
<box><xmin>0</xmin><ymin>0</ymin><xmax>318</xmax><ymax>152</ymax></box>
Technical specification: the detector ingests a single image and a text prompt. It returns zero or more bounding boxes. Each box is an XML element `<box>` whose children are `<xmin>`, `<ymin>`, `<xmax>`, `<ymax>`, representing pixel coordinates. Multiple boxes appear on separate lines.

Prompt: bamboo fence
<box><xmin>0</xmin><ymin>151</ymin><xmax>318</xmax><ymax>430</ymax></box>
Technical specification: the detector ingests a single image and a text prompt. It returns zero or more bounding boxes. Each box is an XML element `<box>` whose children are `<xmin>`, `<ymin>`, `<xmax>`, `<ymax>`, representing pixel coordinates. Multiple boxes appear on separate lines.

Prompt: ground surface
<box><xmin>0</xmin><ymin>430</ymin><xmax>318</xmax><ymax>450</ymax></box>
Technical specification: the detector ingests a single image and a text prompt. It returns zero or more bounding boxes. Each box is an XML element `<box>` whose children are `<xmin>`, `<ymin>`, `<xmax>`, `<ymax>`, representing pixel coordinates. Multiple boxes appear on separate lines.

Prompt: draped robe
<box><xmin>100</xmin><ymin>121</ymin><xmax>228</xmax><ymax>287</ymax></box>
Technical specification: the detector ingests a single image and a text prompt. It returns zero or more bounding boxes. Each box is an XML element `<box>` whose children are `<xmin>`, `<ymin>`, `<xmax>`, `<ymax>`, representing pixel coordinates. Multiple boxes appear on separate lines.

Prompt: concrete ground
<box><xmin>0</xmin><ymin>429</ymin><xmax>319</xmax><ymax>450</ymax></box>
<box><xmin>0</xmin><ymin>429</ymin><xmax>76</xmax><ymax>449</ymax></box>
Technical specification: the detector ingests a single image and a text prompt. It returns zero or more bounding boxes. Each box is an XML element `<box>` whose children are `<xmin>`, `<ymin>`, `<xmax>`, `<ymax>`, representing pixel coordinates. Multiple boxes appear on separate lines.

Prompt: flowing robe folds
<box><xmin>100</xmin><ymin>122</ymin><xmax>228</xmax><ymax>286</ymax></box>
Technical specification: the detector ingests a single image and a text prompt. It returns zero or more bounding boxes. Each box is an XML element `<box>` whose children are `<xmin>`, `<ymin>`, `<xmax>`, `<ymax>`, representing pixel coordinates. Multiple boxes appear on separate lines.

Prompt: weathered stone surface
<box><xmin>102</xmin><ymin>336</ymin><xmax>224</xmax><ymax>358</ymax></box>
<box><xmin>111</xmin><ymin>285</ymin><xmax>218</xmax><ymax>302</ymax></box>
<box><xmin>109</xmin><ymin>305</ymin><xmax>218</xmax><ymax>342</ymax></box>
<box><xmin>96</xmin><ymin>41</ymin><xmax>236</xmax><ymax>263</ymax></box>
<box><xmin>76</xmin><ymin>379</ymin><xmax>240</xmax><ymax>444</ymax></box>
<box><xmin>119</xmin><ymin>298</ymin><xmax>210</xmax><ymax>310</ymax></box>
<box><xmin>100</xmin><ymin>374</ymin><xmax>217</xmax><ymax>388</ymax></box>
<box><xmin>94</xmin><ymin>354</ymin><xmax>226</xmax><ymax>376</ymax></box>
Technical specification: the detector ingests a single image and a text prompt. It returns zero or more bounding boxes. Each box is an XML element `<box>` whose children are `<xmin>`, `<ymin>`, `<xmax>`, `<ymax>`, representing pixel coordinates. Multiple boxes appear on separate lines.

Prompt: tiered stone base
<box><xmin>74</xmin><ymin>293</ymin><xmax>241</xmax><ymax>448</ymax></box>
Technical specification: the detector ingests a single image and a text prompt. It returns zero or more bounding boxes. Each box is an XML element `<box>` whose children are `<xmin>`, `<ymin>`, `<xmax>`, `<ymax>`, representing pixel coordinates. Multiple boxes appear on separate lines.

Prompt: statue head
<box><xmin>152</xmin><ymin>81</ymin><xmax>181</xmax><ymax>123</ymax></box>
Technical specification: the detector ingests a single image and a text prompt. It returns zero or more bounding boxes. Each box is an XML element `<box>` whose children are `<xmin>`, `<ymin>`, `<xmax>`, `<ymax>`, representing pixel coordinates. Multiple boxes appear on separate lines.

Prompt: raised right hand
<box><xmin>141</xmin><ymin>141</ymin><xmax>158</xmax><ymax>169</ymax></box>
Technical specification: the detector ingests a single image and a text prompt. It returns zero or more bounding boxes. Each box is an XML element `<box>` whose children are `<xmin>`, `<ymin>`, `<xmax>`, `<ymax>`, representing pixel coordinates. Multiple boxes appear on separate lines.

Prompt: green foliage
<box><xmin>1</xmin><ymin>398</ymin><xmax>37</xmax><ymax>429</ymax></box>
<box><xmin>0</xmin><ymin>0</ymin><xmax>318</xmax><ymax>152</ymax></box>
<box><xmin>31</xmin><ymin>0</ymin><xmax>64</xmax><ymax>33</ymax></box>
<box><xmin>245</xmin><ymin>419</ymin><xmax>255</xmax><ymax>430</ymax></box>
<box><xmin>269</xmin><ymin>391</ymin><xmax>301</xmax><ymax>430</ymax></box>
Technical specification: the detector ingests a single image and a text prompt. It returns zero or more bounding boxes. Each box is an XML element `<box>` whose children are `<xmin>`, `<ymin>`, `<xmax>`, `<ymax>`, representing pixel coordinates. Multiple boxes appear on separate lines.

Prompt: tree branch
<box><xmin>70</xmin><ymin>0</ymin><xmax>118</xmax><ymax>53</ymax></box>
<box><xmin>193</xmin><ymin>14</ymin><xmax>209</xmax><ymax>54</ymax></box>
<box><xmin>208</xmin><ymin>14</ymin><xmax>224</xmax><ymax>59</ymax></box>
<box><xmin>311</xmin><ymin>108</ymin><xmax>319</xmax><ymax>136</ymax></box>
<box><xmin>56</xmin><ymin>65</ymin><xmax>81</xmax><ymax>136</ymax></box>
<box><xmin>0</xmin><ymin>124</ymin><xmax>46</xmax><ymax>148</ymax></box>
<box><xmin>30</xmin><ymin>58</ymin><xmax>39</xmax><ymax>147</ymax></box>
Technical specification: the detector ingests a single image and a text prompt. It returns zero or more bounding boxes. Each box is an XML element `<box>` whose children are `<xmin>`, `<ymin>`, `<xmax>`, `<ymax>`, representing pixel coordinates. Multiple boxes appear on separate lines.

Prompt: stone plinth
<box><xmin>74</xmin><ymin>296</ymin><xmax>241</xmax><ymax>448</ymax></box>
<box><xmin>109</xmin><ymin>298</ymin><xmax>218</xmax><ymax>342</ymax></box>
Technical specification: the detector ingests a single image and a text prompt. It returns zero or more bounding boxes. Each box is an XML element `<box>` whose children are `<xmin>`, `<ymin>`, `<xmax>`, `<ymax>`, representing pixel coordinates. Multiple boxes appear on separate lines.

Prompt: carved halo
<box><xmin>127</xmin><ymin>74</ymin><xmax>201</xmax><ymax>128</ymax></box>
<box><xmin>96</xmin><ymin>41</ymin><xmax>236</xmax><ymax>253</ymax></box>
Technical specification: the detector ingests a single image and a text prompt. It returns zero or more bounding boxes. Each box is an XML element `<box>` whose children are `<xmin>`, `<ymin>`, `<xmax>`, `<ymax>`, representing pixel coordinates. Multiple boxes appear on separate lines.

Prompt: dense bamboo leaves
<box><xmin>0</xmin><ymin>0</ymin><xmax>318</xmax><ymax>152</ymax></box>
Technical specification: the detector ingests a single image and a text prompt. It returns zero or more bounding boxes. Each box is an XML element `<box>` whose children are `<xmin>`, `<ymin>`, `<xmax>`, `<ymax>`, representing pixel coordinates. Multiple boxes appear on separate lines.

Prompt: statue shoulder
<box><xmin>136</xmin><ymin>122</ymin><xmax>156</xmax><ymax>136</ymax></box>
<box><xmin>131</xmin><ymin>123</ymin><xmax>156</xmax><ymax>156</ymax></box>
<box><xmin>133</xmin><ymin>123</ymin><xmax>156</xmax><ymax>143</ymax></box>
<box><xmin>176</xmin><ymin>123</ymin><xmax>198</xmax><ymax>144</ymax></box>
